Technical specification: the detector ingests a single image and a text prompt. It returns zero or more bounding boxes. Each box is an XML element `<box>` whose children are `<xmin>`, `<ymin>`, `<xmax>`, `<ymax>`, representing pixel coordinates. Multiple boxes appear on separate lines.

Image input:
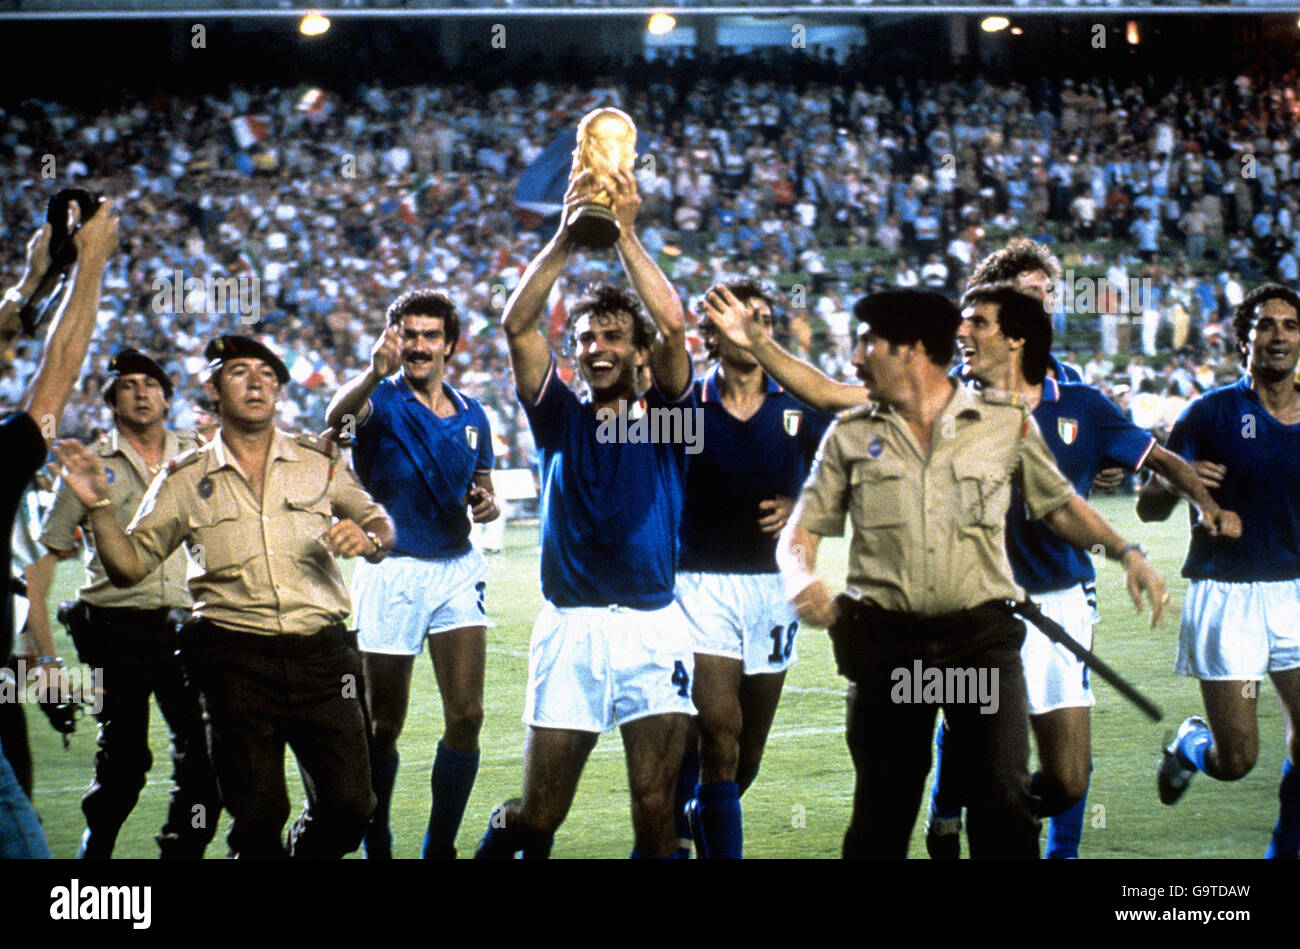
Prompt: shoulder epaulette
<box><xmin>175</xmin><ymin>429</ymin><xmax>201</xmax><ymax>452</ymax></box>
<box><xmin>296</xmin><ymin>431</ymin><xmax>341</xmax><ymax>459</ymax></box>
<box><xmin>166</xmin><ymin>448</ymin><xmax>201</xmax><ymax>474</ymax></box>
<box><xmin>92</xmin><ymin>433</ymin><xmax>115</xmax><ymax>457</ymax></box>
<box><xmin>836</xmin><ymin>401</ymin><xmax>880</xmax><ymax>423</ymax></box>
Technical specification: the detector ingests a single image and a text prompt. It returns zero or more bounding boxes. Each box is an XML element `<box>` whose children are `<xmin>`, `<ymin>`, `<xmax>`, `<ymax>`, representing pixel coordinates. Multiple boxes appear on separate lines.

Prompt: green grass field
<box><xmin>19</xmin><ymin>494</ymin><xmax>1288</xmax><ymax>859</ymax></box>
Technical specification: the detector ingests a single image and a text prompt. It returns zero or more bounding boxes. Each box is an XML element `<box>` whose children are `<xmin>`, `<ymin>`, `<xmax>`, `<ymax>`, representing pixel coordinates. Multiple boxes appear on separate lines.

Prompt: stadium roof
<box><xmin>2</xmin><ymin>0</ymin><xmax>1298</xmax><ymax>17</ymax></box>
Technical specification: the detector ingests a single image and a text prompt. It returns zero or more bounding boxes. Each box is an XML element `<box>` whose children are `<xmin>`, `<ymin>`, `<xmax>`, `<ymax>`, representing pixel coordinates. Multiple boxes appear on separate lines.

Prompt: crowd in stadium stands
<box><xmin>2</xmin><ymin>51</ymin><xmax>1297</xmax><ymax>470</ymax></box>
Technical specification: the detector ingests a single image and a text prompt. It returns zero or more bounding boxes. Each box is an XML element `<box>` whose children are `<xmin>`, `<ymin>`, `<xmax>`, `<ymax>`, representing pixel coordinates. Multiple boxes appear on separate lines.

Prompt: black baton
<box><xmin>1012</xmin><ymin>599</ymin><xmax>1163</xmax><ymax>723</ymax></box>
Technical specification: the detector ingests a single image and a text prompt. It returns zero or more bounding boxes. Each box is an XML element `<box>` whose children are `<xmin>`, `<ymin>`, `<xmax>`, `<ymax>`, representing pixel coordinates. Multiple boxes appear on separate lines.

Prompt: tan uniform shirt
<box><xmin>125</xmin><ymin>428</ymin><xmax>387</xmax><ymax>636</ymax></box>
<box><xmin>796</xmin><ymin>382</ymin><xmax>1076</xmax><ymax>615</ymax></box>
<box><xmin>41</xmin><ymin>428</ymin><xmax>194</xmax><ymax>610</ymax></box>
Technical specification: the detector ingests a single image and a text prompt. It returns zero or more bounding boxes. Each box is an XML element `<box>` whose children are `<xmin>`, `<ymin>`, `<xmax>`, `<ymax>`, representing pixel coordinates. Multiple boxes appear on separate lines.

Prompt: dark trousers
<box><xmin>829</xmin><ymin>597</ymin><xmax>1039</xmax><ymax>859</ymax></box>
<box><xmin>178</xmin><ymin>618</ymin><xmax>374</xmax><ymax>859</ymax></box>
<box><xmin>66</xmin><ymin>603</ymin><xmax>220</xmax><ymax>858</ymax></box>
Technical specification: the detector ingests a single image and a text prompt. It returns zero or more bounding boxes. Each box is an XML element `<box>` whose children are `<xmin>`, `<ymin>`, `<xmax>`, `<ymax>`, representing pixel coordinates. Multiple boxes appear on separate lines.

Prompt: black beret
<box><xmin>104</xmin><ymin>349</ymin><xmax>174</xmax><ymax>405</ymax></box>
<box><xmin>204</xmin><ymin>335</ymin><xmax>290</xmax><ymax>385</ymax></box>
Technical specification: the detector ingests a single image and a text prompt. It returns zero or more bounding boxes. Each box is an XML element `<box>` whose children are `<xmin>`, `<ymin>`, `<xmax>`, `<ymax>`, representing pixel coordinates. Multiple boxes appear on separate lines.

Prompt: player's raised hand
<box><xmin>556</xmin><ymin>169</ymin><xmax>599</xmax><ymax>246</ymax></box>
<box><xmin>1192</xmin><ymin>460</ymin><xmax>1228</xmax><ymax>490</ymax></box>
<box><xmin>1198</xmin><ymin>506</ymin><xmax>1242</xmax><ymax>539</ymax></box>
<box><xmin>70</xmin><ymin>197</ymin><xmax>119</xmax><ymax>267</ymax></box>
<box><xmin>319</xmin><ymin>518</ymin><xmax>372</xmax><ymax>558</ymax></box>
<box><xmin>792</xmin><ymin>579</ymin><xmax>840</xmax><ymax>629</ymax></box>
<box><xmin>703</xmin><ymin>285</ymin><xmax>765</xmax><ymax>351</ymax></box>
<box><xmin>758</xmin><ymin>496</ymin><xmax>795</xmax><ymax>535</ymax></box>
<box><xmin>465</xmin><ymin>485</ymin><xmax>500</xmax><ymax>523</ymax></box>
<box><xmin>371</xmin><ymin>326</ymin><xmax>402</xmax><ymax>378</ymax></box>
<box><xmin>609</xmin><ymin>165</ymin><xmax>641</xmax><ymax>235</ymax></box>
<box><xmin>1121</xmin><ymin>549</ymin><xmax>1169</xmax><ymax>628</ymax></box>
<box><xmin>52</xmin><ymin>439</ymin><xmax>111</xmax><ymax>509</ymax></box>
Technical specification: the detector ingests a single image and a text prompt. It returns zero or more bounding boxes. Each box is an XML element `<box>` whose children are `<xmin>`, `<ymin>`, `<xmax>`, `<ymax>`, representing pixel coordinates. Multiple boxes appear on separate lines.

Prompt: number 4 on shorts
<box><xmin>671</xmin><ymin>660</ymin><xmax>690</xmax><ymax>697</ymax></box>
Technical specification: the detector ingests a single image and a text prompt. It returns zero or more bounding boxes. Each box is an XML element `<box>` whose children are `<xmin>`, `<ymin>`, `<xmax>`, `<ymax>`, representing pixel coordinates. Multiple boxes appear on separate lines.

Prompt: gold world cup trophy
<box><xmin>566</xmin><ymin>107</ymin><xmax>638</xmax><ymax>250</ymax></box>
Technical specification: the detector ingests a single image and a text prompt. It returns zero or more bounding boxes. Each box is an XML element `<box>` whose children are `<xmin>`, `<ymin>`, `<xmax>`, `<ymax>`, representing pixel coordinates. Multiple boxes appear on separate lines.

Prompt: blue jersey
<box><xmin>352</xmin><ymin>376</ymin><xmax>494</xmax><ymax>559</ymax></box>
<box><xmin>1167</xmin><ymin>376</ymin><xmax>1300</xmax><ymax>582</ymax></box>
<box><xmin>679</xmin><ymin>368</ymin><xmax>832</xmax><ymax>574</ymax></box>
<box><xmin>523</xmin><ymin>359</ymin><xmax>694</xmax><ymax>610</ymax></box>
<box><xmin>1008</xmin><ymin>377</ymin><xmax>1155</xmax><ymax>593</ymax></box>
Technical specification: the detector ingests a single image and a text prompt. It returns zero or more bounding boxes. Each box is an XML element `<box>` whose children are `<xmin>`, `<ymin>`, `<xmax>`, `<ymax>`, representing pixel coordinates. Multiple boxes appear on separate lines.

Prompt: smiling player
<box><xmin>1139</xmin><ymin>283</ymin><xmax>1300</xmax><ymax>859</ymax></box>
<box><xmin>326</xmin><ymin>290</ymin><xmax>499</xmax><ymax>859</ymax></box>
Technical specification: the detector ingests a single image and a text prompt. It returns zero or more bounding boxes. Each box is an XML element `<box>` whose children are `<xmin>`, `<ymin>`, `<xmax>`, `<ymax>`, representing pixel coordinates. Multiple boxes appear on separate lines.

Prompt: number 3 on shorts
<box><xmin>671</xmin><ymin>660</ymin><xmax>690</xmax><ymax>697</ymax></box>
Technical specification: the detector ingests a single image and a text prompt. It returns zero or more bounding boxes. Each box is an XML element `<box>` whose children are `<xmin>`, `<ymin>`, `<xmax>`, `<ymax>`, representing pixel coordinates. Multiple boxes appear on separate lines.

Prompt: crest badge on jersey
<box><xmin>465</xmin><ymin>425</ymin><xmax>478</xmax><ymax>451</ymax></box>
<box><xmin>1058</xmin><ymin>417</ymin><xmax>1079</xmax><ymax>445</ymax></box>
<box><xmin>783</xmin><ymin>409</ymin><xmax>802</xmax><ymax>437</ymax></box>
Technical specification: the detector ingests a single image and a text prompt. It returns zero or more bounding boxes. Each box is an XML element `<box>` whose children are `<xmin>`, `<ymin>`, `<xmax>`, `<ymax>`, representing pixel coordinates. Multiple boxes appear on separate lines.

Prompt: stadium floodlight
<box><xmin>300</xmin><ymin>12</ymin><xmax>330</xmax><ymax>37</ymax></box>
<box><xmin>1010</xmin><ymin>26</ymin><xmax>1023</xmax><ymax>36</ymax></box>
<box><xmin>980</xmin><ymin>17</ymin><xmax>1010</xmax><ymax>33</ymax></box>
<box><xmin>1126</xmin><ymin>20</ymin><xmax>1139</xmax><ymax>45</ymax></box>
<box><xmin>648</xmin><ymin>13</ymin><xmax>676</xmax><ymax>36</ymax></box>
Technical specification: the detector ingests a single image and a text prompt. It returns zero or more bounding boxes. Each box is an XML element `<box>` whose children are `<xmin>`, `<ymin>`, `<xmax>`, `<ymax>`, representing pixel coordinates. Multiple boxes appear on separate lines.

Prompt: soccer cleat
<box><xmin>683</xmin><ymin>799</ymin><xmax>706</xmax><ymax>859</ymax></box>
<box><xmin>1158</xmin><ymin>716</ymin><xmax>1208</xmax><ymax>805</ymax></box>
<box><xmin>924</xmin><ymin>808</ymin><xmax>961</xmax><ymax>859</ymax></box>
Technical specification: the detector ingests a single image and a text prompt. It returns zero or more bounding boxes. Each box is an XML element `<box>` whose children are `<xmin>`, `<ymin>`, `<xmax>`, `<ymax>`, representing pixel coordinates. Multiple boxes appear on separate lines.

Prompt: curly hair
<box><xmin>966</xmin><ymin>237</ymin><xmax>1062</xmax><ymax>291</ymax></box>
<box><xmin>386</xmin><ymin>288</ymin><xmax>461</xmax><ymax>350</ymax></box>
<box><xmin>565</xmin><ymin>283</ymin><xmax>655</xmax><ymax>352</ymax></box>
<box><xmin>1232</xmin><ymin>283</ymin><xmax>1300</xmax><ymax>367</ymax></box>
<box><xmin>697</xmin><ymin>278</ymin><xmax>776</xmax><ymax>361</ymax></box>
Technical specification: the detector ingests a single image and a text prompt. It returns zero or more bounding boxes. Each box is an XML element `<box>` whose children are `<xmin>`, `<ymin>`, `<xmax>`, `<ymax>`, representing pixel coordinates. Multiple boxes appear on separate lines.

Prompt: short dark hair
<box><xmin>967</xmin><ymin>237</ymin><xmax>1062</xmax><ymax>290</ymax></box>
<box><xmin>852</xmin><ymin>289</ymin><xmax>959</xmax><ymax>367</ymax></box>
<box><xmin>1232</xmin><ymin>283</ymin><xmax>1300</xmax><ymax>366</ymax></box>
<box><xmin>386</xmin><ymin>289</ymin><xmax>461</xmax><ymax>351</ymax></box>
<box><xmin>566</xmin><ymin>283</ymin><xmax>655</xmax><ymax>352</ymax></box>
<box><xmin>698</xmin><ymin>278</ymin><xmax>775</xmax><ymax>360</ymax></box>
<box><xmin>960</xmin><ymin>283</ymin><xmax>1053</xmax><ymax>385</ymax></box>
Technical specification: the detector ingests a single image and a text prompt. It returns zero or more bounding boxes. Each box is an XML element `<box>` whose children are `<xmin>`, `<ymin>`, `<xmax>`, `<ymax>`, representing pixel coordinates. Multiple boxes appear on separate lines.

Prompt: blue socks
<box><xmin>364</xmin><ymin>752</ymin><xmax>399</xmax><ymax>858</ymax></box>
<box><xmin>694</xmin><ymin>780</ymin><xmax>742</xmax><ymax>859</ymax></box>
<box><xmin>1267</xmin><ymin>758</ymin><xmax>1300</xmax><ymax>859</ymax></box>
<box><xmin>422</xmin><ymin>742</ymin><xmax>479</xmax><ymax>859</ymax></box>
<box><xmin>929</xmin><ymin>719</ymin><xmax>962</xmax><ymax>820</ymax></box>
<box><xmin>1176</xmin><ymin>721</ymin><xmax>1215</xmax><ymax>773</ymax></box>
<box><xmin>1045</xmin><ymin>780</ymin><xmax>1088</xmax><ymax>859</ymax></box>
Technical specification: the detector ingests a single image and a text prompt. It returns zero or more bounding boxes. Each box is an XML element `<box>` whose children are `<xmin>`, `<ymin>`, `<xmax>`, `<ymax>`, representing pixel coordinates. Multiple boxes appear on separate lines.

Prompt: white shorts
<box><xmin>1176</xmin><ymin>577</ymin><xmax>1300</xmax><ymax>680</ymax></box>
<box><xmin>524</xmin><ymin>601</ymin><xmax>697</xmax><ymax>733</ymax></box>
<box><xmin>675</xmin><ymin>572</ymin><xmax>798</xmax><ymax>675</ymax></box>
<box><xmin>353</xmin><ymin>550</ymin><xmax>491</xmax><ymax>655</ymax></box>
<box><xmin>1020</xmin><ymin>582</ymin><xmax>1096</xmax><ymax>715</ymax></box>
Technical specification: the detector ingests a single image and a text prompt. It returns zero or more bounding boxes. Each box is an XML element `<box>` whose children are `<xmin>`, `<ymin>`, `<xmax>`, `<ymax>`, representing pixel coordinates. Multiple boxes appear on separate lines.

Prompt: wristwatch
<box><xmin>1115</xmin><ymin>542</ymin><xmax>1148</xmax><ymax>561</ymax></box>
<box><xmin>364</xmin><ymin>529</ymin><xmax>387</xmax><ymax>560</ymax></box>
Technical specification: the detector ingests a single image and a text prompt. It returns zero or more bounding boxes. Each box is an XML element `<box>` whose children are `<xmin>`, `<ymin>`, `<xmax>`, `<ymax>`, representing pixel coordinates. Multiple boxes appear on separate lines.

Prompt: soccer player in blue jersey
<box><xmin>476</xmin><ymin>166</ymin><xmax>696</xmax><ymax>859</ymax></box>
<box><xmin>673</xmin><ymin>279</ymin><xmax>833</xmax><ymax>858</ymax></box>
<box><xmin>326</xmin><ymin>289</ymin><xmax>499</xmax><ymax>858</ymax></box>
<box><xmin>1139</xmin><ymin>283</ymin><xmax>1300</xmax><ymax>859</ymax></box>
<box><xmin>924</xmin><ymin>284</ymin><xmax>1238</xmax><ymax>858</ymax></box>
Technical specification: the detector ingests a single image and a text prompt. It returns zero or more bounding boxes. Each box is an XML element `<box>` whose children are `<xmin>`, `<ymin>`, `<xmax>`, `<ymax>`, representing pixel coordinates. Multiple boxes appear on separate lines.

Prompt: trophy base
<box><xmin>567</xmin><ymin>205</ymin><xmax>620</xmax><ymax>250</ymax></box>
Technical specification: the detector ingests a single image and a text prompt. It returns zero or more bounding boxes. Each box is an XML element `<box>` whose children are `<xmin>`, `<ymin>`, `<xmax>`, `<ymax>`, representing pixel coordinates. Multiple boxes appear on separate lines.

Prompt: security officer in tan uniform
<box><xmin>777</xmin><ymin>290</ymin><xmax>1168</xmax><ymax>858</ymax></box>
<box><xmin>33</xmin><ymin>349</ymin><xmax>219</xmax><ymax>858</ymax></box>
<box><xmin>53</xmin><ymin>336</ymin><xmax>396</xmax><ymax>859</ymax></box>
